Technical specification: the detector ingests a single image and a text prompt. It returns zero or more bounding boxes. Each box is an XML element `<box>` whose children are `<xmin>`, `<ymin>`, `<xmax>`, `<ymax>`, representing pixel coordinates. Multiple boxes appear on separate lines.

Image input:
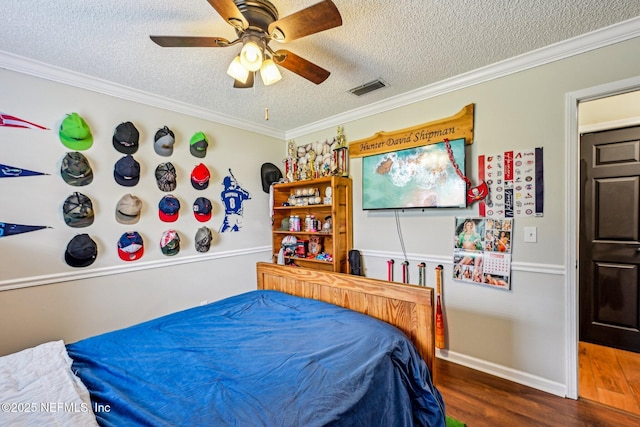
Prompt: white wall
<box><xmin>292</xmin><ymin>36</ymin><xmax>640</xmax><ymax>396</ymax></box>
<box><xmin>0</xmin><ymin>68</ymin><xmax>282</xmax><ymax>355</ymax></box>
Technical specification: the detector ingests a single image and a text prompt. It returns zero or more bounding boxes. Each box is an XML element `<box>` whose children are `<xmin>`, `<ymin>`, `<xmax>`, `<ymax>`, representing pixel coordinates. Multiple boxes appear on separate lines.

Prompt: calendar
<box><xmin>453</xmin><ymin>217</ymin><xmax>512</xmax><ymax>290</ymax></box>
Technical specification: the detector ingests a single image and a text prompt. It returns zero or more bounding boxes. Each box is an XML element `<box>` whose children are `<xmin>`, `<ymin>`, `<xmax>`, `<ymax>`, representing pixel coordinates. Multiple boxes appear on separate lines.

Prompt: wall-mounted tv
<box><xmin>362</xmin><ymin>138</ymin><xmax>467</xmax><ymax>210</ymax></box>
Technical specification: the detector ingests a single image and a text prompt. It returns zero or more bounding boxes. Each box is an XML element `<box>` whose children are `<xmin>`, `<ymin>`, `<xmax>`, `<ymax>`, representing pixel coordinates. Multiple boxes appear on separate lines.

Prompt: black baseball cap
<box><xmin>113</xmin><ymin>121</ymin><xmax>140</xmax><ymax>154</ymax></box>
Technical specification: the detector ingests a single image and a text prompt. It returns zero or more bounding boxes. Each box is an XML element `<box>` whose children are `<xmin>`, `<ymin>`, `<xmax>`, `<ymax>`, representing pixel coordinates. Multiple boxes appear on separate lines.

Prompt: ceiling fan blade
<box><xmin>233</xmin><ymin>72</ymin><xmax>255</xmax><ymax>89</ymax></box>
<box><xmin>206</xmin><ymin>0</ymin><xmax>248</xmax><ymax>30</ymax></box>
<box><xmin>273</xmin><ymin>49</ymin><xmax>330</xmax><ymax>85</ymax></box>
<box><xmin>268</xmin><ymin>0</ymin><xmax>342</xmax><ymax>43</ymax></box>
<box><xmin>150</xmin><ymin>36</ymin><xmax>230</xmax><ymax>47</ymax></box>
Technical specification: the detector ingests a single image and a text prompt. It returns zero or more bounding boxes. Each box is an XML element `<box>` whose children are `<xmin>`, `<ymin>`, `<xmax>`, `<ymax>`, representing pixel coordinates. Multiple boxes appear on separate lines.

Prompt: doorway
<box><xmin>578</xmin><ymin>125</ymin><xmax>640</xmax><ymax>353</ymax></box>
<box><xmin>566</xmin><ymin>83</ymin><xmax>640</xmax><ymax>403</ymax></box>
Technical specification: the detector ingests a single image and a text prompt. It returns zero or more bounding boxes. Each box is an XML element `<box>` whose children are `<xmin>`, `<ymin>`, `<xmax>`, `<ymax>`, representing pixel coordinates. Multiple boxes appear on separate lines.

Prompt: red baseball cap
<box><xmin>191</xmin><ymin>163</ymin><xmax>210</xmax><ymax>190</ymax></box>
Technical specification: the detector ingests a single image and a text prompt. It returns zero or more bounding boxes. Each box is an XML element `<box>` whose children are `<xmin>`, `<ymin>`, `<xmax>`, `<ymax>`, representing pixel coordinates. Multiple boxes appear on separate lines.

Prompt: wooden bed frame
<box><xmin>256</xmin><ymin>262</ymin><xmax>436</xmax><ymax>377</ymax></box>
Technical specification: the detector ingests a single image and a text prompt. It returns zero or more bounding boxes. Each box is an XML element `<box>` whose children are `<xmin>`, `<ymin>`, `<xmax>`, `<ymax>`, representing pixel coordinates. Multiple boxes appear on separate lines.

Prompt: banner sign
<box><xmin>348</xmin><ymin>104</ymin><xmax>474</xmax><ymax>158</ymax></box>
<box><xmin>478</xmin><ymin>147</ymin><xmax>544</xmax><ymax>218</ymax></box>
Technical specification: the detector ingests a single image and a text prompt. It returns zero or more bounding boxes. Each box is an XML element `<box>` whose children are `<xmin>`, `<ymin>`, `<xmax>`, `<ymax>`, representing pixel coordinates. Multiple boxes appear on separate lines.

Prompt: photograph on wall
<box><xmin>477</xmin><ymin>147</ymin><xmax>543</xmax><ymax>218</ymax></box>
<box><xmin>362</xmin><ymin>138</ymin><xmax>467</xmax><ymax>209</ymax></box>
<box><xmin>453</xmin><ymin>217</ymin><xmax>512</xmax><ymax>289</ymax></box>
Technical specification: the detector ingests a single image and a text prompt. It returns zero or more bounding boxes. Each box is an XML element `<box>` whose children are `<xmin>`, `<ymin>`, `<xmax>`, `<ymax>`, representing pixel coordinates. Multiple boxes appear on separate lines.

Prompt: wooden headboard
<box><xmin>256</xmin><ymin>262</ymin><xmax>436</xmax><ymax>377</ymax></box>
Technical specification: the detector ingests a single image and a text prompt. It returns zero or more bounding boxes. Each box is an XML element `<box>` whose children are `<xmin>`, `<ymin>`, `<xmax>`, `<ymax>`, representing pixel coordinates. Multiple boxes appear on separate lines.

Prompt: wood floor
<box><xmin>579</xmin><ymin>341</ymin><xmax>640</xmax><ymax>415</ymax></box>
<box><xmin>435</xmin><ymin>357</ymin><xmax>640</xmax><ymax>427</ymax></box>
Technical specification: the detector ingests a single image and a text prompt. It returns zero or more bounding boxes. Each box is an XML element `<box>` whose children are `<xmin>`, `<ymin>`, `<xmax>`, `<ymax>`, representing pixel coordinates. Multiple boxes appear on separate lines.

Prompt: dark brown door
<box><xmin>580</xmin><ymin>126</ymin><xmax>640</xmax><ymax>353</ymax></box>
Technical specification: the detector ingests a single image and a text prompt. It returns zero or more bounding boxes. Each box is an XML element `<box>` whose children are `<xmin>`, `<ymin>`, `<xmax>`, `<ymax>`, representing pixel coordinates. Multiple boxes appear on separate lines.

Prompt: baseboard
<box><xmin>437</xmin><ymin>349</ymin><xmax>567</xmax><ymax>398</ymax></box>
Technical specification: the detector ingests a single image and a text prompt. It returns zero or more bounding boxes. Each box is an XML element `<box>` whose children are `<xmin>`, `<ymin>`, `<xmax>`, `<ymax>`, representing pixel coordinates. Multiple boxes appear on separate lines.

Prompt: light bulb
<box><xmin>260</xmin><ymin>59</ymin><xmax>282</xmax><ymax>85</ymax></box>
<box><xmin>226</xmin><ymin>56</ymin><xmax>249</xmax><ymax>84</ymax></box>
<box><xmin>240</xmin><ymin>41</ymin><xmax>263</xmax><ymax>72</ymax></box>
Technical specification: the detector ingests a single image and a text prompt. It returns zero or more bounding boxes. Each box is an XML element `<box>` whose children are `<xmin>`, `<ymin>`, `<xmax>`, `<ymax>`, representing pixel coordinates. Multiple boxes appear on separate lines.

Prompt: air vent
<box><xmin>348</xmin><ymin>79</ymin><xmax>387</xmax><ymax>96</ymax></box>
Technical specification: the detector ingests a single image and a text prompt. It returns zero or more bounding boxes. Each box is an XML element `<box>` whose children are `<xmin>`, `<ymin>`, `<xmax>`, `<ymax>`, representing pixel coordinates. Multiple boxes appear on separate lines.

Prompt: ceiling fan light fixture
<box><xmin>239</xmin><ymin>38</ymin><xmax>264</xmax><ymax>72</ymax></box>
<box><xmin>227</xmin><ymin>55</ymin><xmax>250</xmax><ymax>84</ymax></box>
<box><xmin>260</xmin><ymin>58</ymin><xmax>282</xmax><ymax>86</ymax></box>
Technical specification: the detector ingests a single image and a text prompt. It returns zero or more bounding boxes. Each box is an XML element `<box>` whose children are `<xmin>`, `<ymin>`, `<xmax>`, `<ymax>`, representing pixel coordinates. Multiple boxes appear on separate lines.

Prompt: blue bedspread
<box><xmin>67</xmin><ymin>290</ymin><xmax>445</xmax><ymax>427</ymax></box>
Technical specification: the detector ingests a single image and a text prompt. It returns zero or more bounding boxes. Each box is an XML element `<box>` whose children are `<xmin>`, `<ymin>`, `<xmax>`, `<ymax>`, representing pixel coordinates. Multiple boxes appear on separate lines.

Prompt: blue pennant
<box><xmin>0</xmin><ymin>222</ymin><xmax>50</xmax><ymax>237</ymax></box>
<box><xmin>0</xmin><ymin>163</ymin><xmax>48</xmax><ymax>178</ymax></box>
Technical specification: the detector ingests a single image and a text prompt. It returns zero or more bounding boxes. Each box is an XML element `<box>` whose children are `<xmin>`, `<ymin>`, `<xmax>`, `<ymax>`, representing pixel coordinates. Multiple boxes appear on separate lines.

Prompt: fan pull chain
<box><xmin>265</xmin><ymin>107</ymin><xmax>269</xmax><ymax>121</ymax></box>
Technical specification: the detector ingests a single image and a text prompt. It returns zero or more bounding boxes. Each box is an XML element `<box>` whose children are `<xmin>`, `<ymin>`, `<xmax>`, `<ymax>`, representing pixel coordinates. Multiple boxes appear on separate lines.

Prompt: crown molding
<box><xmin>286</xmin><ymin>16</ymin><xmax>640</xmax><ymax>139</ymax></box>
<box><xmin>0</xmin><ymin>50</ymin><xmax>285</xmax><ymax>140</ymax></box>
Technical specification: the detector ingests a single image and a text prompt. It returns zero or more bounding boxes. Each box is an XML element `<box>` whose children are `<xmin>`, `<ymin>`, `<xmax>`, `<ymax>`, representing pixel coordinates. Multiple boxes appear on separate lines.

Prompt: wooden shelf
<box><xmin>271</xmin><ymin>176</ymin><xmax>353</xmax><ymax>274</ymax></box>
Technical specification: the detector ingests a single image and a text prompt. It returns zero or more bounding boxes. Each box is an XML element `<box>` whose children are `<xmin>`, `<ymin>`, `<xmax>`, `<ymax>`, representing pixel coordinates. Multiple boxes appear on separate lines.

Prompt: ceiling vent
<box><xmin>348</xmin><ymin>79</ymin><xmax>387</xmax><ymax>96</ymax></box>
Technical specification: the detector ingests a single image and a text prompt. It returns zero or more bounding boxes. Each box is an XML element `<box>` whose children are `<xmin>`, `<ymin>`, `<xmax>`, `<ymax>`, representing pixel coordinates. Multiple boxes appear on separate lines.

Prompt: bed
<box><xmin>0</xmin><ymin>263</ymin><xmax>445</xmax><ymax>426</ymax></box>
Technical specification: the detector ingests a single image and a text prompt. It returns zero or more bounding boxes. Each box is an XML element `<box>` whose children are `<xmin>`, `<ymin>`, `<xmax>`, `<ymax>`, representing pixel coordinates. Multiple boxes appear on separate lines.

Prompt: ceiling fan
<box><xmin>150</xmin><ymin>0</ymin><xmax>342</xmax><ymax>88</ymax></box>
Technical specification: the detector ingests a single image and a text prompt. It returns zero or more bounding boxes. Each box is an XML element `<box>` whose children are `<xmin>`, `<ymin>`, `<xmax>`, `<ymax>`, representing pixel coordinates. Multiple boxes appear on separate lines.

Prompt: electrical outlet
<box><xmin>524</xmin><ymin>226</ymin><xmax>537</xmax><ymax>243</ymax></box>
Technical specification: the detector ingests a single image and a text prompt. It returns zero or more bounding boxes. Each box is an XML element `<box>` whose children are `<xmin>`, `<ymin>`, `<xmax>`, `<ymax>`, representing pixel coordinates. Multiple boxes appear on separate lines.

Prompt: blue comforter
<box><xmin>67</xmin><ymin>290</ymin><xmax>445</xmax><ymax>426</ymax></box>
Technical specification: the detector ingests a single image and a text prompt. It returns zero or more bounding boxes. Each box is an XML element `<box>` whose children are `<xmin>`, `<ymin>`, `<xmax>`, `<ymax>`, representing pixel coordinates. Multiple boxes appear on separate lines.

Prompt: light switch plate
<box><xmin>524</xmin><ymin>226</ymin><xmax>537</xmax><ymax>243</ymax></box>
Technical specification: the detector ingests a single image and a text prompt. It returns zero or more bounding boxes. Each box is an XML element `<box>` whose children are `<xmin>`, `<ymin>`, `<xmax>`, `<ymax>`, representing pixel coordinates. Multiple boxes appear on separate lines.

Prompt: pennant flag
<box><xmin>0</xmin><ymin>112</ymin><xmax>49</xmax><ymax>130</ymax></box>
<box><xmin>0</xmin><ymin>163</ymin><xmax>48</xmax><ymax>178</ymax></box>
<box><xmin>0</xmin><ymin>222</ymin><xmax>50</xmax><ymax>238</ymax></box>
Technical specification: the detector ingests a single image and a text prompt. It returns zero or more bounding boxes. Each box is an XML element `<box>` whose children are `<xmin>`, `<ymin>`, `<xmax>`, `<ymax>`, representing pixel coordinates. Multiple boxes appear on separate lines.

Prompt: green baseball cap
<box><xmin>59</xmin><ymin>113</ymin><xmax>93</xmax><ymax>150</ymax></box>
<box><xmin>190</xmin><ymin>131</ymin><xmax>208</xmax><ymax>158</ymax></box>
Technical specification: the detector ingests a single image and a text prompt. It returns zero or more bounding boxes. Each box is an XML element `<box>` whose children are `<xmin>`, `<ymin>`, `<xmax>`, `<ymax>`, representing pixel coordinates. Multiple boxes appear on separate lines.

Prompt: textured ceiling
<box><xmin>2</xmin><ymin>1</ymin><xmax>640</xmax><ymax>136</ymax></box>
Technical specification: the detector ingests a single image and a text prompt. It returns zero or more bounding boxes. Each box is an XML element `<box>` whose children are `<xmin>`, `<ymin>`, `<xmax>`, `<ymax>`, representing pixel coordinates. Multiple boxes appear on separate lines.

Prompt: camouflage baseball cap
<box><xmin>160</xmin><ymin>229</ymin><xmax>180</xmax><ymax>256</ymax></box>
<box><xmin>195</xmin><ymin>227</ymin><xmax>212</xmax><ymax>252</ymax></box>
<box><xmin>155</xmin><ymin>162</ymin><xmax>177</xmax><ymax>192</ymax></box>
<box><xmin>61</xmin><ymin>152</ymin><xmax>93</xmax><ymax>186</ymax></box>
<box><xmin>63</xmin><ymin>192</ymin><xmax>94</xmax><ymax>228</ymax></box>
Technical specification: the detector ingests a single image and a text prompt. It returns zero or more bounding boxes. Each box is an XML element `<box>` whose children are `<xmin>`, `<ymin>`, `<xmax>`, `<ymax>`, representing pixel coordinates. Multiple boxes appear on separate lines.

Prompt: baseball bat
<box><xmin>435</xmin><ymin>265</ymin><xmax>445</xmax><ymax>349</ymax></box>
<box><xmin>387</xmin><ymin>259</ymin><xmax>394</xmax><ymax>282</ymax></box>
<box><xmin>418</xmin><ymin>262</ymin><xmax>426</xmax><ymax>286</ymax></box>
<box><xmin>401</xmin><ymin>261</ymin><xmax>409</xmax><ymax>284</ymax></box>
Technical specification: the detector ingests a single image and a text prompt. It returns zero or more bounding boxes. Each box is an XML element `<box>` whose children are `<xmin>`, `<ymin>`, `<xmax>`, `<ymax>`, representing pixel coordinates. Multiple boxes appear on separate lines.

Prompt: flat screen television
<box><xmin>362</xmin><ymin>138</ymin><xmax>467</xmax><ymax>210</ymax></box>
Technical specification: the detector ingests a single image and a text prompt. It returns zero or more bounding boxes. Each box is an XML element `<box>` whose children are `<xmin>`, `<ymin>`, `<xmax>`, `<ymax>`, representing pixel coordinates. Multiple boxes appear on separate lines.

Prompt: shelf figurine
<box><xmin>333</xmin><ymin>126</ymin><xmax>349</xmax><ymax>177</ymax></box>
<box><xmin>284</xmin><ymin>140</ymin><xmax>296</xmax><ymax>182</ymax></box>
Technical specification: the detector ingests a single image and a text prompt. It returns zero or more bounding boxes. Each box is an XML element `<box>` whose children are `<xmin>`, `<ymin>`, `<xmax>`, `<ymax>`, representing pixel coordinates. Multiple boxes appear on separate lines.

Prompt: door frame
<box><xmin>565</xmin><ymin>76</ymin><xmax>640</xmax><ymax>399</ymax></box>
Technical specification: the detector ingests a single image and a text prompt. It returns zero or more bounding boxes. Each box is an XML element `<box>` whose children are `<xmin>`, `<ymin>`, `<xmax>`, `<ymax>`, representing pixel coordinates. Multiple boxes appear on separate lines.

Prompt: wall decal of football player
<box><xmin>219</xmin><ymin>169</ymin><xmax>251</xmax><ymax>233</ymax></box>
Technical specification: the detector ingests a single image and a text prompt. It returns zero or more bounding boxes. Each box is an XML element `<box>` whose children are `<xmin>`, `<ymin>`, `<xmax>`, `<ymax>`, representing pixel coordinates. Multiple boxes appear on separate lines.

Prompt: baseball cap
<box><xmin>155</xmin><ymin>162</ymin><xmax>177</xmax><ymax>192</ymax></box>
<box><xmin>193</xmin><ymin>197</ymin><xmax>212</xmax><ymax>222</ymax></box>
<box><xmin>160</xmin><ymin>229</ymin><xmax>180</xmax><ymax>256</ymax></box>
<box><xmin>114</xmin><ymin>155</ymin><xmax>141</xmax><ymax>187</ymax></box>
<box><xmin>117</xmin><ymin>231</ymin><xmax>144</xmax><ymax>261</ymax></box>
<box><xmin>154</xmin><ymin>126</ymin><xmax>175</xmax><ymax>156</ymax></box>
<box><xmin>65</xmin><ymin>234</ymin><xmax>98</xmax><ymax>267</ymax></box>
<box><xmin>191</xmin><ymin>163</ymin><xmax>210</xmax><ymax>190</ymax></box>
<box><xmin>59</xmin><ymin>113</ymin><xmax>93</xmax><ymax>151</ymax></box>
<box><xmin>195</xmin><ymin>227</ymin><xmax>212</xmax><ymax>252</ymax></box>
<box><xmin>63</xmin><ymin>192</ymin><xmax>94</xmax><ymax>228</ymax></box>
<box><xmin>190</xmin><ymin>131</ymin><xmax>208</xmax><ymax>158</ymax></box>
<box><xmin>158</xmin><ymin>194</ymin><xmax>180</xmax><ymax>222</ymax></box>
<box><xmin>112</xmin><ymin>121</ymin><xmax>140</xmax><ymax>154</ymax></box>
<box><xmin>60</xmin><ymin>152</ymin><xmax>93</xmax><ymax>186</ymax></box>
<box><xmin>260</xmin><ymin>162</ymin><xmax>282</xmax><ymax>193</ymax></box>
<box><xmin>115</xmin><ymin>194</ymin><xmax>142</xmax><ymax>224</ymax></box>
